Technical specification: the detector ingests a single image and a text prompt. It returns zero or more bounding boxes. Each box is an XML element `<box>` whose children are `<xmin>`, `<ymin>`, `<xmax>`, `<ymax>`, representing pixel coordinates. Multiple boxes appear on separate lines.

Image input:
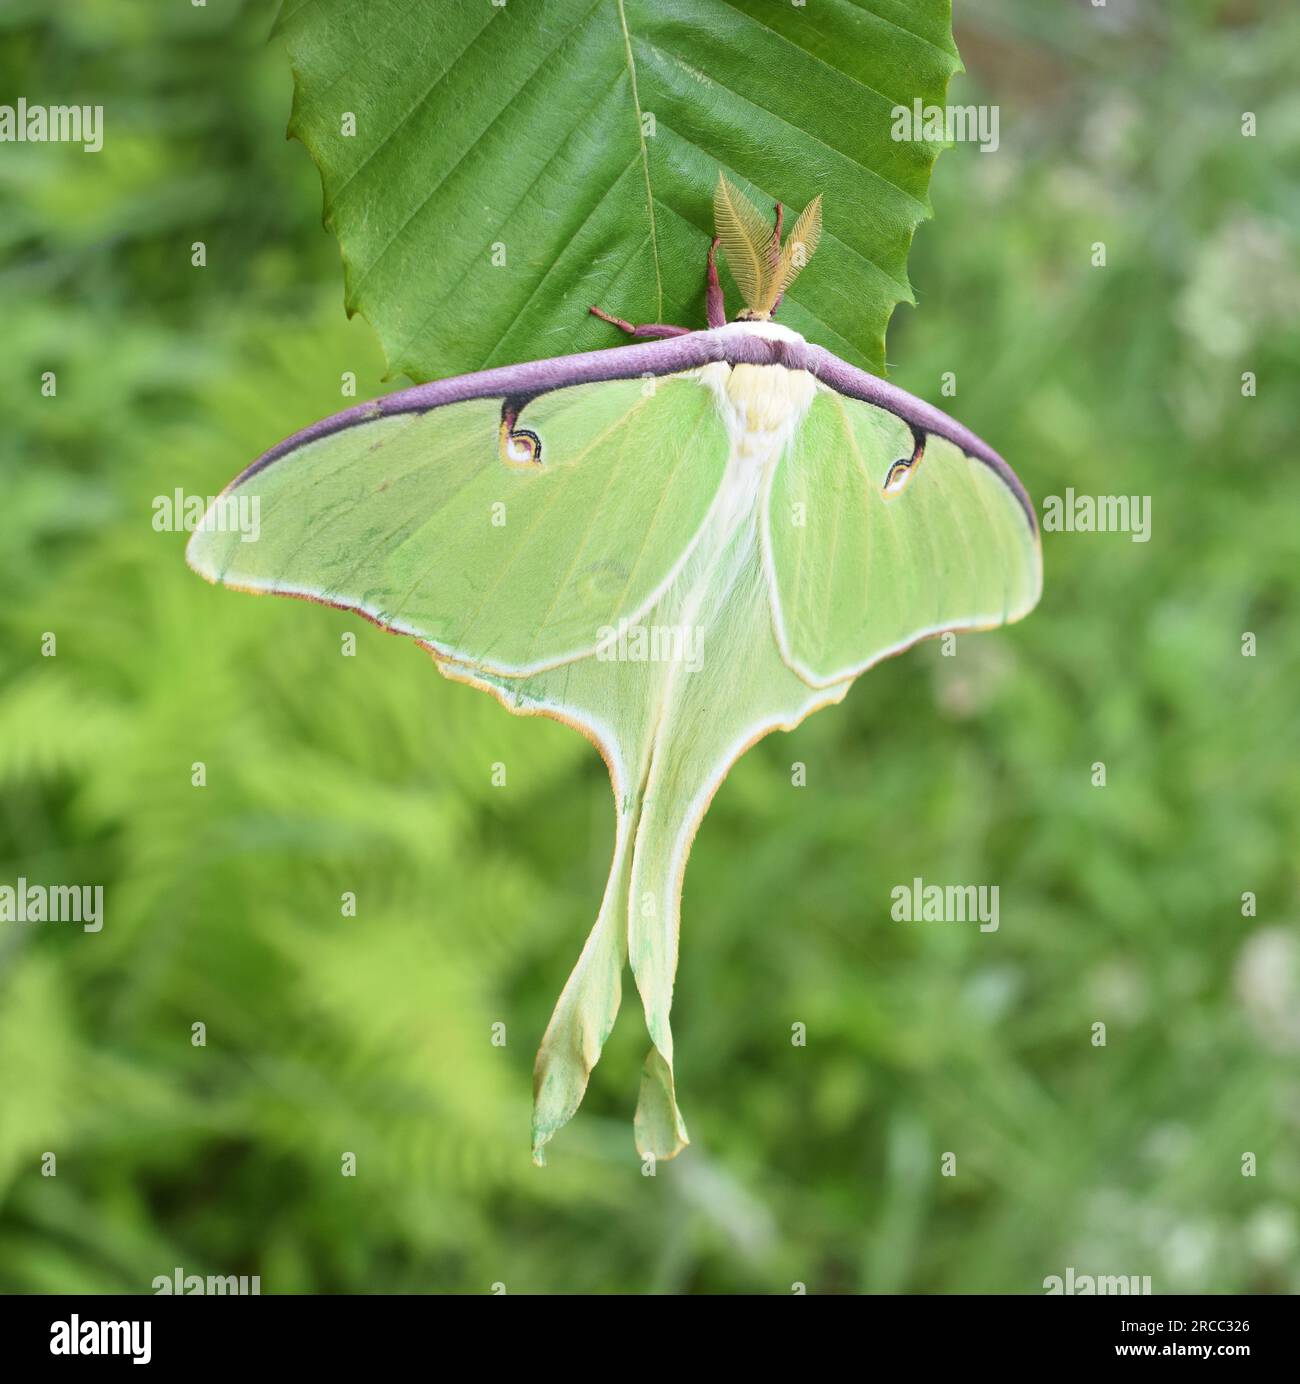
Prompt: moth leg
<box><xmin>588</xmin><ymin>306</ymin><xmax>691</xmax><ymax>339</ymax></box>
<box><xmin>705</xmin><ymin>236</ymin><xmax>726</xmax><ymax>328</ymax></box>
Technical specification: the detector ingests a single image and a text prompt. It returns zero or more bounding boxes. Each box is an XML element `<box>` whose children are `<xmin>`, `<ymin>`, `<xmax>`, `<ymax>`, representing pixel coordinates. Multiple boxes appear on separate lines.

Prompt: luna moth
<box><xmin>188</xmin><ymin>174</ymin><xmax>1041</xmax><ymax>1164</ymax></box>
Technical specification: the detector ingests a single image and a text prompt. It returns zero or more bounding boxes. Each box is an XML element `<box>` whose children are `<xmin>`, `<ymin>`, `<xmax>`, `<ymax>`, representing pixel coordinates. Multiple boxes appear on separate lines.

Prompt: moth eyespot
<box><xmin>499</xmin><ymin>421</ymin><xmax>542</xmax><ymax>467</ymax></box>
<box><xmin>882</xmin><ymin>437</ymin><xmax>925</xmax><ymax>498</ymax></box>
<box><xmin>883</xmin><ymin>459</ymin><xmax>913</xmax><ymax>496</ymax></box>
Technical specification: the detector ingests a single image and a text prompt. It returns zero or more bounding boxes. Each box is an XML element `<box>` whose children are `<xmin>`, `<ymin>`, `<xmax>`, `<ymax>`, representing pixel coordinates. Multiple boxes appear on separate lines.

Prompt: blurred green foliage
<box><xmin>1</xmin><ymin>0</ymin><xmax>1298</xmax><ymax>1294</ymax></box>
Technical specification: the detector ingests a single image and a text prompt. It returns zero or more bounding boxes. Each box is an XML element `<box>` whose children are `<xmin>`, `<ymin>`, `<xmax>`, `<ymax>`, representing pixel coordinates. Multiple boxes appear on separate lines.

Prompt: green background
<box><xmin>2</xmin><ymin>0</ymin><xmax>1298</xmax><ymax>1293</ymax></box>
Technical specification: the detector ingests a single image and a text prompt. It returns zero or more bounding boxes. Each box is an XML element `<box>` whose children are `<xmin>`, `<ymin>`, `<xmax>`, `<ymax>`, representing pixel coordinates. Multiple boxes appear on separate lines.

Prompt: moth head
<box><xmin>713</xmin><ymin>172</ymin><xmax>823</xmax><ymax>322</ymax></box>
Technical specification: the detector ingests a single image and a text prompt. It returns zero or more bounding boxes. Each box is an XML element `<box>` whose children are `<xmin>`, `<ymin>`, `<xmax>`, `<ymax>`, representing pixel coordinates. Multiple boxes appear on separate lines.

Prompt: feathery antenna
<box><xmin>712</xmin><ymin>173</ymin><xmax>822</xmax><ymax>320</ymax></box>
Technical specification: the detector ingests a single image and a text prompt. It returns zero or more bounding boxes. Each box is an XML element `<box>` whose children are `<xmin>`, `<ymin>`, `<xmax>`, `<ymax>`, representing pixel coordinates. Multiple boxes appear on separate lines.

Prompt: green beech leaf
<box><xmin>275</xmin><ymin>0</ymin><xmax>961</xmax><ymax>378</ymax></box>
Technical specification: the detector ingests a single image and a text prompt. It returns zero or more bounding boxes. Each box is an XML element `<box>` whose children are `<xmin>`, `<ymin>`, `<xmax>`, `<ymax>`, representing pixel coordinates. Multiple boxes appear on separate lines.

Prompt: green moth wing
<box><xmin>763</xmin><ymin>387</ymin><xmax>1042</xmax><ymax>688</ymax></box>
<box><xmin>435</xmin><ymin>419</ymin><xmax>855</xmax><ymax>1164</ymax></box>
<box><xmin>187</xmin><ymin>375</ymin><xmax>731</xmax><ymax>676</ymax></box>
<box><xmin>185</xmin><ymin>300</ymin><xmax>1042</xmax><ymax>1164</ymax></box>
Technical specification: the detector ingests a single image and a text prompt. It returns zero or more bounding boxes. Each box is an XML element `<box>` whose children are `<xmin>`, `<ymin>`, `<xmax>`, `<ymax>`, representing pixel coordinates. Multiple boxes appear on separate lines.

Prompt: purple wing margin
<box><xmin>226</xmin><ymin>330</ymin><xmax>1036</xmax><ymax>534</ymax></box>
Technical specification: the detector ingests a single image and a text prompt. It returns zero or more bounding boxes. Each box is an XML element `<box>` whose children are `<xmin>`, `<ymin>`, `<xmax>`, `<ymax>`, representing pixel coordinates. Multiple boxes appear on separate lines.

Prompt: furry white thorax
<box><xmin>693</xmin><ymin>336</ymin><xmax>817</xmax><ymax>534</ymax></box>
<box><xmin>704</xmin><ymin>320</ymin><xmax>809</xmax><ymax>348</ymax></box>
<box><xmin>634</xmin><ymin>337</ymin><xmax>818</xmax><ymax>733</ymax></box>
